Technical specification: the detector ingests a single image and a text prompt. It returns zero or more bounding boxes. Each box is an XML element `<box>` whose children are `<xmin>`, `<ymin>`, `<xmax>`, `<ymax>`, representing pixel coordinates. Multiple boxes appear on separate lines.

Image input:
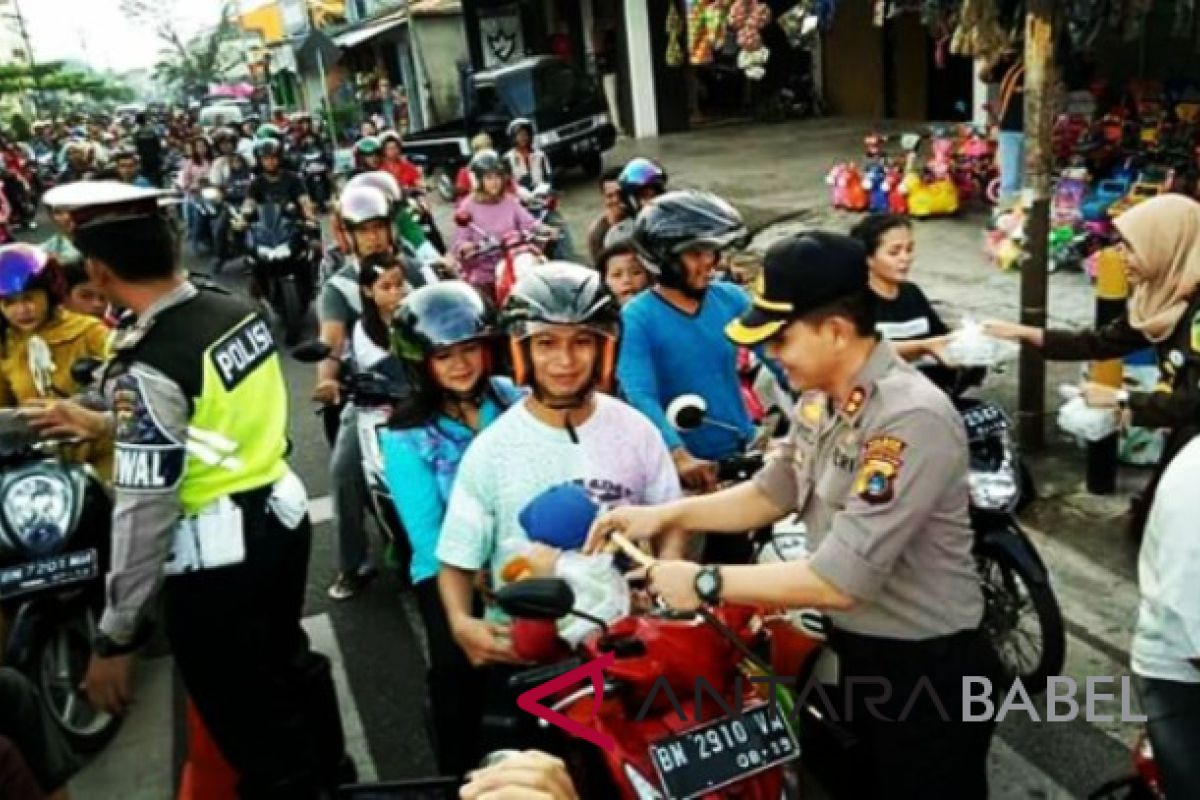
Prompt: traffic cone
<box><xmin>177</xmin><ymin>698</ymin><xmax>238</xmax><ymax>800</ymax></box>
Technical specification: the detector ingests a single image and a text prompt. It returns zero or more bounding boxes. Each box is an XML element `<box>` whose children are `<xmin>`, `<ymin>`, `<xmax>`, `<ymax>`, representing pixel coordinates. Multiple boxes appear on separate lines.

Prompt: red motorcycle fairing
<box><xmin>543</xmin><ymin>605</ymin><xmax>793</xmax><ymax>799</ymax></box>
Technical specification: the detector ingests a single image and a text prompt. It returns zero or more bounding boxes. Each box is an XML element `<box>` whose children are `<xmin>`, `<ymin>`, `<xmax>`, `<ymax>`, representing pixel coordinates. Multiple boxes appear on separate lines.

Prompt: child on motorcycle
<box><xmin>452</xmin><ymin>150</ymin><xmax>549</xmax><ymax>305</ymax></box>
<box><xmin>0</xmin><ymin>245</ymin><xmax>111</xmax><ymax>472</ymax></box>
<box><xmin>596</xmin><ymin>240</ymin><xmax>651</xmax><ymax>305</ymax></box>
<box><xmin>61</xmin><ymin>261</ymin><xmax>111</xmax><ymax>322</ymax></box>
<box><xmin>350</xmin><ymin>252</ymin><xmax>410</xmax><ymax>385</ymax></box>
<box><xmin>379</xmin><ymin>281</ymin><xmax>522</xmax><ymax>778</ymax></box>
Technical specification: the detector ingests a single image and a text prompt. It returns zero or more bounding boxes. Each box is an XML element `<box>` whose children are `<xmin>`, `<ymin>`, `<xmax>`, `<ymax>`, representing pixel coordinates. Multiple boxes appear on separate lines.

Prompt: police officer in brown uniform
<box><xmin>589</xmin><ymin>232</ymin><xmax>1002</xmax><ymax>798</ymax></box>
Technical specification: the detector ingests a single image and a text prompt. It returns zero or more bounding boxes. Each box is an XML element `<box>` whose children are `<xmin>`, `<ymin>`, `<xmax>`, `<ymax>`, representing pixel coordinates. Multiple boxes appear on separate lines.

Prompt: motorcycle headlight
<box><xmin>969</xmin><ymin>456</ymin><xmax>1020</xmax><ymax>512</ymax></box>
<box><xmin>2</xmin><ymin>472</ymin><xmax>74</xmax><ymax>556</ymax></box>
<box><xmin>271</xmin><ymin>244</ymin><xmax>292</xmax><ymax>259</ymax></box>
<box><xmin>201</xmin><ymin>187</ymin><xmax>222</xmax><ymax>203</ymax></box>
<box><xmin>257</xmin><ymin>245</ymin><xmax>272</xmax><ymax>257</ymax></box>
<box><xmin>623</xmin><ymin>764</ymin><xmax>664</xmax><ymax>800</ymax></box>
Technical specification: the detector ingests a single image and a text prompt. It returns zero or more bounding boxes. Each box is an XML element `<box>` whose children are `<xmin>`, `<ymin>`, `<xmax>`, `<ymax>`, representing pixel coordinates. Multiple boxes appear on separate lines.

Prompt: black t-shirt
<box><xmin>875</xmin><ymin>282</ymin><xmax>956</xmax><ymax>388</ymax></box>
<box><xmin>248</xmin><ymin>172</ymin><xmax>307</xmax><ymax>208</ymax></box>
<box><xmin>874</xmin><ymin>282</ymin><xmax>949</xmax><ymax>342</ymax></box>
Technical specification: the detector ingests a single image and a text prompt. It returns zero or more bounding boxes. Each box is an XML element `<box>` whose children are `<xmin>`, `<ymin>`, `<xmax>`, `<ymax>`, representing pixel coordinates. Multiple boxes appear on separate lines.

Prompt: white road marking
<box><xmin>1024</xmin><ymin>525</ymin><xmax>1138</xmax><ymax>660</ymax></box>
<box><xmin>304</xmin><ymin>613</ymin><xmax>378</xmax><ymax>781</ymax></box>
<box><xmin>311</xmin><ymin>495</ymin><xmax>333</xmax><ymax>526</ymax></box>
<box><xmin>69</xmin><ymin>655</ymin><xmax>174</xmax><ymax>800</ymax></box>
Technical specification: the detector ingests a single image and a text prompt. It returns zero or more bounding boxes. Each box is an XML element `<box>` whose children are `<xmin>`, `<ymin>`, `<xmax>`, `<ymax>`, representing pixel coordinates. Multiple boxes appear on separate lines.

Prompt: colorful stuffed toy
<box><xmin>865</xmin><ymin>162</ymin><xmax>890</xmax><ymax>213</ymax></box>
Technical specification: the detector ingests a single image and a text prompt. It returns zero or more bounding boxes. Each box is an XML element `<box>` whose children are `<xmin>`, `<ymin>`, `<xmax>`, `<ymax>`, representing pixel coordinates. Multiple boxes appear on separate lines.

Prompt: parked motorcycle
<box><xmin>291</xmin><ymin>340</ymin><xmax>414</xmax><ymax>580</ymax></box>
<box><xmin>937</xmin><ymin>366</ymin><xmax>1066</xmax><ymax>691</ymax></box>
<box><xmin>244</xmin><ymin>202</ymin><xmax>321</xmax><ymax>346</ymax></box>
<box><xmin>495</xmin><ymin>576</ymin><xmax>801</xmax><ymax>800</ymax></box>
<box><xmin>0</xmin><ymin>409</ymin><xmax>118</xmax><ymax>753</ymax></box>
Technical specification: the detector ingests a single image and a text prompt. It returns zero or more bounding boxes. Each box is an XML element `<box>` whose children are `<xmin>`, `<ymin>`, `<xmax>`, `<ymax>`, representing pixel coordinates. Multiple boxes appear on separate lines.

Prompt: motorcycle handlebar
<box><xmin>716</xmin><ymin>452</ymin><xmax>765</xmax><ymax>483</ymax></box>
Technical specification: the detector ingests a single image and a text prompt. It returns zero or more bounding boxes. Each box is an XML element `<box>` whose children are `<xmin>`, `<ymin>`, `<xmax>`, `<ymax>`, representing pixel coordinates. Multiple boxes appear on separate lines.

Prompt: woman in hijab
<box><xmin>986</xmin><ymin>194</ymin><xmax>1200</xmax><ymax>534</ymax></box>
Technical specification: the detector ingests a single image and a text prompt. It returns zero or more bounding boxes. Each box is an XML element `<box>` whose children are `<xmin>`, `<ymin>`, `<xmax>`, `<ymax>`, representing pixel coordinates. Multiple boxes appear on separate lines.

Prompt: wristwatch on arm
<box><xmin>694</xmin><ymin>565</ymin><xmax>723</xmax><ymax>606</ymax></box>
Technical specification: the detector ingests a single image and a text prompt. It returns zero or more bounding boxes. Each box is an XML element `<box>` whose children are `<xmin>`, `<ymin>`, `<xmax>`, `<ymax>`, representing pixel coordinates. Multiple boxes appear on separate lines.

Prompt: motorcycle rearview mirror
<box><xmin>291</xmin><ymin>340</ymin><xmax>333</xmax><ymax>363</ymax></box>
<box><xmin>495</xmin><ymin>578</ymin><xmax>576</xmax><ymax>621</ymax></box>
<box><xmin>70</xmin><ymin>357</ymin><xmax>103</xmax><ymax>387</ymax></box>
<box><xmin>666</xmin><ymin>394</ymin><xmax>708</xmax><ymax>432</ymax></box>
<box><xmin>454</xmin><ymin>209</ymin><xmax>473</xmax><ymax>227</ymax></box>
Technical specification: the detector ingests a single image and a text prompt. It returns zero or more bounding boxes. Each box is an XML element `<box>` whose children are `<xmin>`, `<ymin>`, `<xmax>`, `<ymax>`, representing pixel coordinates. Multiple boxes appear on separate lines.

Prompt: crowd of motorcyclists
<box><xmin>0</xmin><ymin>90</ymin><xmax>1195</xmax><ymax>800</ymax></box>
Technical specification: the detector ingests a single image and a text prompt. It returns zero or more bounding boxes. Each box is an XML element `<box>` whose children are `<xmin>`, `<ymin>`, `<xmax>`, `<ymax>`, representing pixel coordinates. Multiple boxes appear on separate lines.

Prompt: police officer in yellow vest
<box><xmin>588</xmin><ymin>232</ymin><xmax>1004</xmax><ymax>799</ymax></box>
<box><xmin>36</xmin><ymin>182</ymin><xmax>352</xmax><ymax>798</ymax></box>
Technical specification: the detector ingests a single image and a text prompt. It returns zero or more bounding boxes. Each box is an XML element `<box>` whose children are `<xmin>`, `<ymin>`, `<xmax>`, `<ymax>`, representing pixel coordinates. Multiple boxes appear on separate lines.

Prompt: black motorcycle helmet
<box><xmin>618</xmin><ymin>157</ymin><xmax>668</xmax><ymax>214</ymax></box>
<box><xmin>213</xmin><ymin>126</ymin><xmax>239</xmax><ymax>147</ymax></box>
<box><xmin>469</xmin><ymin>149</ymin><xmax>507</xmax><ymax>182</ymax></box>
<box><xmin>630</xmin><ymin>190</ymin><xmax>747</xmax><ymax>292</ymax></box>
<box><xmin>391</xmin><ymin>280</ymin><xmax>499</xmax><ymax>400</ymax></box>
<box><xmin>499</xmin><ymin>261</ymin><xmax>620</xmax><ymax>407</ymax></box>
<box><xmin>254</xmin><ymin>137</ymin><xmax>283</xmax><ymax>164</ymax></box>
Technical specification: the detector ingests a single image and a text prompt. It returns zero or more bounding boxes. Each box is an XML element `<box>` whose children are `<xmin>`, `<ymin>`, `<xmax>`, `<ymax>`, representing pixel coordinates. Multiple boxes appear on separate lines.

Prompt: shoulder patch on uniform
<box><xmin>852</xmin><ymin>435</ymin><xmax>907</xmax><ymax>505</ymax></box>
<box><xmin>209</xmin><ymin>314</ymin><xmax>276</xmax><ymax>391</ymax></box>
<box><xmin>113</xmin><ymin>373</ymin><xmax>185</xmax><ymax>492</ymax></box>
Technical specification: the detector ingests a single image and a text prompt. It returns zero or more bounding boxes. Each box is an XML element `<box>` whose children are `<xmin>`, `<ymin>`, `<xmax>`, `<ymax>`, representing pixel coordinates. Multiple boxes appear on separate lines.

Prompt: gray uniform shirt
<box><xmin>754</xmin><ymin>343</ymin><xmax>983</xmax><ymax>640</ymax></box>
<box><xmin>98</xmin><ymin>283</ymin><xmax>196</xmax><ymax>644</ymax></box>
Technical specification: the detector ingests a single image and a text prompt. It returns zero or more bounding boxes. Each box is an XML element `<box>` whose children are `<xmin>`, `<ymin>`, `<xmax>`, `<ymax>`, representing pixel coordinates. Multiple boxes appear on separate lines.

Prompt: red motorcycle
<box><xmin>495</xmin><ymin>575</ymin><xmax>803</xmax><ymax>800</ymax></box>
<box><xmin>453</xmin><ymin>208</ymin><xmax>556</xmax><ymax>306</ymax></box>
<box><xmin>1089</xmin><ymin>730</ymin><xmax>1163</xmax><ymax>799</ymax></box>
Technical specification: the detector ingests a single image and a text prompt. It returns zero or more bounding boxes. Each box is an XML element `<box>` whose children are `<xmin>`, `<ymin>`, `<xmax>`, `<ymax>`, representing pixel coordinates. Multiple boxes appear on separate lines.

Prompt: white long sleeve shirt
<box><xmin>1132</xmin><ymin>437</ymin><xmax>1200</xmax><ymax>683</ymax></box>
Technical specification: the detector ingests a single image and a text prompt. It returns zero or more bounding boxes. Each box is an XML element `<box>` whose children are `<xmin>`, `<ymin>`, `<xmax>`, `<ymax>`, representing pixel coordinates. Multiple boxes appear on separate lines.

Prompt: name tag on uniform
<box><xmin>210</xmin><ymin>315</ymin><xmax>276</xmax><ymax>391</ymax></box>
<box><xmin>163</xmin><ymin>497</ymin><xmax>246</xmax><ymax>575</ymax></box>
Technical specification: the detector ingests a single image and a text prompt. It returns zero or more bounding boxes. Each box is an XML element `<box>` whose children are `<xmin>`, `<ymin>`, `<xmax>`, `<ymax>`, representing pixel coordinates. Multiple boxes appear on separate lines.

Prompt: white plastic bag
<box><xmin>1056</xmin><ymin>396</ymin><xmax>1119</xmax><ymax>442</ymax></box>
<box><xmin>554</xmin><ymin>552</ymin><xmax>630</xmax><ymax>646</ymax></box>
<box><xmin>942</xmin><ymin>318</ymin><xmax>1021</xmax><ymax>367</ymax></box>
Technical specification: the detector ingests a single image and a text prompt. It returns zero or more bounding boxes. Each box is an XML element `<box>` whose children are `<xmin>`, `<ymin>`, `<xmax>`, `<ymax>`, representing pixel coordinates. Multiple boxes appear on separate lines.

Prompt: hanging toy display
<box><xmin>776</xmin><ymin>3</ymin><xmax>814</xmax><ymax>48</ymax></box>
<box><xmin>666</xmin><ymin>1</ymin><xmax>685</xmax><ymax>67</ymax></box>
<box><xmin>728</xmin><ymin>0</ymin><xmax>772</xmax><ymax>79</ymax></box>
<box><xmin>687</xmin><ymin>0</ymin><xmax>734</xmax><ymax>65</ymax></box>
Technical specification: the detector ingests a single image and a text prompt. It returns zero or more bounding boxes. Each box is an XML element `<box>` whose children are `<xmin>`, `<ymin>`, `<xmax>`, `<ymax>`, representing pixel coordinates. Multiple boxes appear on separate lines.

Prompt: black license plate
<box><xmin>963</xmin><ymin>405</ymin><xmax>1008</xmax><ymax>440</ymax></box>
<box><xmin>649</xmin><ymin>703</ymin><xmax>799</xmax><ymax>799</ymax></box>
<box><xmin>0</xmin><ymin>549</ymin><xmax>98</xmax><ymax>599</ymax></box>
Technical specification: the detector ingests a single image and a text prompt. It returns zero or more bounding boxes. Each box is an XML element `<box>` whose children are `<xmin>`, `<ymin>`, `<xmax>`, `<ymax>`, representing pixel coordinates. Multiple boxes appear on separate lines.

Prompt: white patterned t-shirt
<box><xmin>437</xmin><ymin>393</ymin><xmax>682</xmax><ymax>620</ymax></box>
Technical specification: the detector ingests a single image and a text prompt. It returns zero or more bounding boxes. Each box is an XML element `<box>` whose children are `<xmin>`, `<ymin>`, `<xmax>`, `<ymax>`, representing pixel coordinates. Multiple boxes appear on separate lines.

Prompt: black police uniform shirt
<box><xmin>248</xmin><ymin>171</ymin><xmax>307</xmax><ymax>209</ymax></box>
<box><xmin>873</xmin><ymin>282</ymin><xmax>949</xmax><ymax>342</ymax></box>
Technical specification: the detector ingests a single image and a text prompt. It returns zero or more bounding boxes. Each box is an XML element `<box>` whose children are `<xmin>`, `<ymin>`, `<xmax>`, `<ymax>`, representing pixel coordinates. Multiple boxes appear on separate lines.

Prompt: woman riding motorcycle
<box><xmin>378</xmin><ymin>131</ymin><xmax>422</xmax><ymax>190</ymax></box>
<box><xmin>379</xmin><ymin>281</ymin><xmax>521</xmax><ymax>778</ymax></box>
<box><xmin>0</xmin><ymin>244</ymin><xmax>112</xmax><ymax>472</ymax></box>
<box><xmin>452</xmin><ymin>150</ymin><xmax>551</xmax><ymax>304</ymax></box>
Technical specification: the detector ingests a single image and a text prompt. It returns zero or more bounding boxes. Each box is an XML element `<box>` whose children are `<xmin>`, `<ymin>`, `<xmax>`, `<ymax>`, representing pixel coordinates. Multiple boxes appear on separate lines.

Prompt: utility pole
<box><xmin>10</xmin><ymin>0</ymin><xmax>42</xmax><ymax>115</ymax></box>
<box><xmin>1016</xmin><ymin>0</ymin><xmax>1056</xmax><ymax>451</ymax></box>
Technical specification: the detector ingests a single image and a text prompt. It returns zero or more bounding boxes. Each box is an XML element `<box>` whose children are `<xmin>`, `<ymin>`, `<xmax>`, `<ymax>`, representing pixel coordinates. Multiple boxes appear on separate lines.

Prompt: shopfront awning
<box><xmin>333</xmin><ymin>9</ymin><xmax>408</xmax><ymax>49</ymax></box>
